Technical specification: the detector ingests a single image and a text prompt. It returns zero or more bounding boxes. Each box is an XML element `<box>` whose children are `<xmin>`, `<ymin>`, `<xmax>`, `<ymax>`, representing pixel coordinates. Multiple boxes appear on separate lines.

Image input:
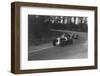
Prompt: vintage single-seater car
<box><xmin>72</xmin><ymin>33</ymin><xmax>79</xmax><ymax>39</ymax></box>
<box><xmin>52</xmin><ymin>33</ymin><xmax>73</xmax><ymax>47</ymax></box>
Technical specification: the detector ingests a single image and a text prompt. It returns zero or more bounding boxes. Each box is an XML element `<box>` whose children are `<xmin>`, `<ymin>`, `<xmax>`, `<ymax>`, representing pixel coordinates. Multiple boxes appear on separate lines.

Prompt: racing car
<box><xmin>52</xmin><ymin>33</ymin><xmax>73</xmax><ymax>47</ymax></box>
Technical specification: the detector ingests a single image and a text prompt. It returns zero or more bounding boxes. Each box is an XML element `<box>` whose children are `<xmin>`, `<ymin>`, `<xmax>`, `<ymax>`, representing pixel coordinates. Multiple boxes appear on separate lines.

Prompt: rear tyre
<box><xmin>52</xmin><ymin>39</ymin><xmax>57</xmax><ymax>46</ymax></box>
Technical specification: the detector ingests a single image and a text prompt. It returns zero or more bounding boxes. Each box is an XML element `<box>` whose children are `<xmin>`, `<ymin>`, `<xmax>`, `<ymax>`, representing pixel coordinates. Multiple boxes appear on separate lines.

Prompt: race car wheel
<box><xmin>52</xmin><ymin>39</ymin><xmax>57</xmax><ymax>46</ymax></box>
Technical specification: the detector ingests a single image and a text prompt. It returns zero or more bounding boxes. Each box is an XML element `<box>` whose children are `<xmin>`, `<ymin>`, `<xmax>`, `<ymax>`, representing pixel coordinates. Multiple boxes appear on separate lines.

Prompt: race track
<box><xmin>28</xmin><ymin>32</ymin><xmax>88</xmax><ymax>60</ymax></box>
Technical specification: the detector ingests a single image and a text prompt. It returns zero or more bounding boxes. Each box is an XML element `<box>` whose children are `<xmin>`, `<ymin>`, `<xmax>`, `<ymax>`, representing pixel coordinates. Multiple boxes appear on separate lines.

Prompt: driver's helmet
<box><xmin>61</xmin><ymin>33</ymin><xmax>66</xmax><ymax>38</ymax></box>
<box><xmin>61</xmin><ymin>33</ymin><xmax>68</xmax><ymax>41</ymax></box>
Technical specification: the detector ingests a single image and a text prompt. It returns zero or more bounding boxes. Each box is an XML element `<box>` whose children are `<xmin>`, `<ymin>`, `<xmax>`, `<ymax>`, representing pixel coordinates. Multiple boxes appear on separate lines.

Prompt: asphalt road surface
<box><xmin>28</xmin><ymin>32</ymin><xmax>88</xmax><ymax>60</ymax></box>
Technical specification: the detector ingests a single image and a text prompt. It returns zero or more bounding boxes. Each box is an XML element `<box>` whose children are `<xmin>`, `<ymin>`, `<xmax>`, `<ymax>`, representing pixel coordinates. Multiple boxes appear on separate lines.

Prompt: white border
<box><xmin>20</xmin><ymin>6</ymin><xmax>95</xmax><ymax>70</ymax></box>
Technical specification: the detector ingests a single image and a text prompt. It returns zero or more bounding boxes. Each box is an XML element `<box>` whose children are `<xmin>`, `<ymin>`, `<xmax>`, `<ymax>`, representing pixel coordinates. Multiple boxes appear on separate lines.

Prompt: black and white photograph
<box><xmin>11</xmin><ymin>2</ymin><xmax>97</xmax><ymax>74</ymax></box>
<box><xmin>28</xmin><ymin>15</ymin><xmax>88</xmax><ymax>60</ymax></box>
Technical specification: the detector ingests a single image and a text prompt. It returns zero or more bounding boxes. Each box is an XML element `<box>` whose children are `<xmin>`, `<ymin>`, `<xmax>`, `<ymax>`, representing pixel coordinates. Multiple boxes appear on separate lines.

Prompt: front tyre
<box><xmin>52</xmin><ymin>39</ymin><xmax>57</xmax><ymax>46</ymax></box>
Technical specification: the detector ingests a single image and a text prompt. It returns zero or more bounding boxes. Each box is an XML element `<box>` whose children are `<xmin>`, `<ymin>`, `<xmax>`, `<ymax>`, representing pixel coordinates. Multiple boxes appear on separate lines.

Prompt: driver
<box><xmin>61</xmin><ymin>33</ymin><xmax>68</xmax><ymax>41</ymax></box>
